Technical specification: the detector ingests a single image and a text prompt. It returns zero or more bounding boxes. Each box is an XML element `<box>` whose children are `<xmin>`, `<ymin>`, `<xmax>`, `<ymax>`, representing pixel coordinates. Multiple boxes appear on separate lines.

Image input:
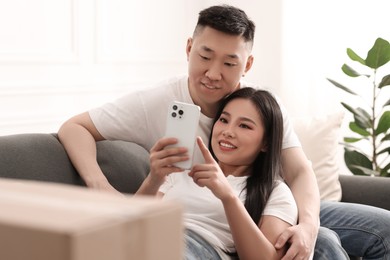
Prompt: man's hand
<box><xmin>275</xmin><ymin>223</ymin><xmax>317</xmax><ymax>260</ymax></box>
<box><xmin>90</xmin><ymin>180</ymin><xmax>123</xmax><ymax>195</ymax></box>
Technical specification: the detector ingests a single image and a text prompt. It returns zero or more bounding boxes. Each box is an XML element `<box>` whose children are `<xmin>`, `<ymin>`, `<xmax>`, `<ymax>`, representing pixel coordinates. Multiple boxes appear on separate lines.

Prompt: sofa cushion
<box><xmin>0</xmin><ymin>134</ymin><xmax>150</xmax><ymax>194</ymax></box>
<box><xmin>292</xmin><ymin>112</ymin><xmax>344</xmax><ymax>201</ymax></box>
<box><xmin>96</xmin><ymin>140</ymin><xmax>149</xmax><ymax>193</ymax></box>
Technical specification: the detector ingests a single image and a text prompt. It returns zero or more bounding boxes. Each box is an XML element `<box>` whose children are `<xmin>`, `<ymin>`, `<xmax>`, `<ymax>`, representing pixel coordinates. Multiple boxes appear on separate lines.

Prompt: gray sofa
<box><xmin>1</xmin><ymin>133</ymin><xmax>389</xmax><ymax>209</ymax></box>
<box><xmin>0</xmin><ymin>133</ymin><xmax>149</xmax><ymax>194</ymax></box>
<box><xmin>1</xmin><ymin>133</ymin><xmax>389</xmax><ymax>260</ymax></box>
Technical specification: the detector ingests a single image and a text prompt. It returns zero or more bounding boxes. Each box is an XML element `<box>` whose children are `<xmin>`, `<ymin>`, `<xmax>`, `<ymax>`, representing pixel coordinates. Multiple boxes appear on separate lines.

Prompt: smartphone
<box><xmin>164</xmin><ymin>101</ymin><xmax>201</xmax><ymax>169</ymax></box>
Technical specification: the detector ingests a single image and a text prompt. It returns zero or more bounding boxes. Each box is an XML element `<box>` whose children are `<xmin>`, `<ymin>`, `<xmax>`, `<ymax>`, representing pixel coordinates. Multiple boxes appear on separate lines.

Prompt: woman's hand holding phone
<box><xmin>149</xmin><ymin>137</ymin><xmax>189</xmax><ymax>185</ymax></box>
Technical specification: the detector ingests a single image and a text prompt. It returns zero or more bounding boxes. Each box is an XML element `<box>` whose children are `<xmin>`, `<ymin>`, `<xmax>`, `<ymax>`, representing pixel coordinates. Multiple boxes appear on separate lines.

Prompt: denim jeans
<box><xmin>317</xmin><ymin>201</ymin><xmax>390</xmax><ymax>260</ymax></box>
<box><xmin>314</xmin><ymin>226</ymin><xmax>350</xmax><ymax>260</ymax></box>
<box><xmin>184</xmin><ymin>229</ymin><xmax>222</xmax><ymax>260</ymax></box>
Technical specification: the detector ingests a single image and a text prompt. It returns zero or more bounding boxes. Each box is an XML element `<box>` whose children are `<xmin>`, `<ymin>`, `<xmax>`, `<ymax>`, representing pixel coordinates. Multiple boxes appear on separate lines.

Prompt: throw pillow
<box><xmin>291</xmin><ymin>112</ymin><xmax>344</xmax><ymax>201</ymax></box>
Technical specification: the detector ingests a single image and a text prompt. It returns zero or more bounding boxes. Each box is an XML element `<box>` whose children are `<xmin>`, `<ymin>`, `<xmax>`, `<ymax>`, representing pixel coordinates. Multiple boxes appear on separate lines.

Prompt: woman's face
<box><xmin>211</xmin><ymin>98</ymin><xmax>266</xmax><ymax>168</ymax></box>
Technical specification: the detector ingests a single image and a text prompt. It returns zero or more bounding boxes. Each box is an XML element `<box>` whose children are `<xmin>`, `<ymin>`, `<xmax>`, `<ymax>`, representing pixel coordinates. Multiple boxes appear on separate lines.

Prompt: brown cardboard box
<box><xmin>0</xmin><ymin>178</ymin><xmax>183</xmax><ymax>260</ymax></box>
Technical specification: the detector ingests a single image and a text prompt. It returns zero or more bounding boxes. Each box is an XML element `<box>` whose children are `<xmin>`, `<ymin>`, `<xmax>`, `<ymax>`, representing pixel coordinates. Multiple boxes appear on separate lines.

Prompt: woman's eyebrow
<box><xmin>239</xmin><ymin>117</ymin><xmax>257</xmax><ymax>125</ymax></box>
<box><xmin>221</xmin><ymin>111</ymin><xmax>257</xmax><ymax>125</ymax></box>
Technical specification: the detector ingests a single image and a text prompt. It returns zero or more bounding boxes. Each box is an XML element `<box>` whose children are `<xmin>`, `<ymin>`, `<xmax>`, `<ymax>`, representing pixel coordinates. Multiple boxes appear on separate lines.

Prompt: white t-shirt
<box><xmin>159</xmin><ymin>173</ymin><xmax>298</xmax><ymax>259</ymax></box>
<box><xmin>89</xmin><ymin>75</ymin><xmax>301</xmax><ymax>164</ymax></box>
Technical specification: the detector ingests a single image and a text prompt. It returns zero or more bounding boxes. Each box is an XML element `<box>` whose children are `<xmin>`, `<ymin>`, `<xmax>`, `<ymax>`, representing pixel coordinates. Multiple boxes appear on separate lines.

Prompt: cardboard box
<box><xmin>0</xmin><ymin>178</ymin><xmax>183</xmax><ymax>260</ymax></box>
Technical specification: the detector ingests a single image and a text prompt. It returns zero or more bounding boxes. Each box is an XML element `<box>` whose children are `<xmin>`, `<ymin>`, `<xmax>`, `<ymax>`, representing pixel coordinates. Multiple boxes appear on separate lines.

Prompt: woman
<box><xmin>137</xmin><ymin>87</ymin><xmax>298</xmax><ymax>260</ymax></box>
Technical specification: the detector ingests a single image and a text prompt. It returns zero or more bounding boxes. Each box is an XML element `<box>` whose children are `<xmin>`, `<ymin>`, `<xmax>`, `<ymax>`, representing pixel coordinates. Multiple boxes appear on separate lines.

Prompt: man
<box><xmin>59</xmin><ymin>4</ymin><xmax>390</xmax><ymax>260</ymax></box>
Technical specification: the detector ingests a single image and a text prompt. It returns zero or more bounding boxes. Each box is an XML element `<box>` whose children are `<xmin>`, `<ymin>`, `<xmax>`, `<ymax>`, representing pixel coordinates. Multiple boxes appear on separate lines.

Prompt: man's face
<box><xmin>186</xmin><ymin>27</ymin><xmax>253</xmax><ymax>117</ymax></box>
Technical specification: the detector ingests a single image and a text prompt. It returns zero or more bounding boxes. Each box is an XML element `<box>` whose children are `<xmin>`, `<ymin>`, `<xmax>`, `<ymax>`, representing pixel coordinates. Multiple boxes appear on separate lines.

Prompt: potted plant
<box><xmin>327</xmin><ymin>37</ymin><xmax>390</xmax><ymax>177</ymax></box>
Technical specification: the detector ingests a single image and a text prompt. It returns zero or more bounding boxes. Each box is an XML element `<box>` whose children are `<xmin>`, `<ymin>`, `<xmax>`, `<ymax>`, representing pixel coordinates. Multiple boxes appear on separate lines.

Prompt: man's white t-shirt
<box><xmin>159</xmin><ymin>173</ymin><xmax>298</xmax><ymax>259</ymax></box>
<box><xmin>89</xmin><ymin>75</ymin><xmax>301</xmax><ymax>165</ymax></box>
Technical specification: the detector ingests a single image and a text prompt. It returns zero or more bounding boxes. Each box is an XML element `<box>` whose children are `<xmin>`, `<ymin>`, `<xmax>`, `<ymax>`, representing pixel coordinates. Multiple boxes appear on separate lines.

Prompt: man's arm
<box><xmin>276</xmin><ymin>147</ymin><xmax>320</xmax><ymax>259</ymax></box>
<box><xmin>58</xmin><ymin>112</ymin><xmax>119</xmax><ymax>193</ymax></box>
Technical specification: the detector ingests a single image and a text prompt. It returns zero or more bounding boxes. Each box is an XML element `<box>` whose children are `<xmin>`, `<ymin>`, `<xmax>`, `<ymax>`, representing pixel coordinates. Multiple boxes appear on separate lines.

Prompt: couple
<box><xmin>58</xmin><ymin>4</ymin><xmax>390</xmax><ymax>260</ymax></box>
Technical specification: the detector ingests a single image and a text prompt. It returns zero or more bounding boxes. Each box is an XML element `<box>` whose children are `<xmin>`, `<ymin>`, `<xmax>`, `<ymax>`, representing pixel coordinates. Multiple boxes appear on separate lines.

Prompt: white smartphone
<box><xmin>164</xmin><ymin>101</ymin><xmax>201</xmax><ymax>169</ymax></box>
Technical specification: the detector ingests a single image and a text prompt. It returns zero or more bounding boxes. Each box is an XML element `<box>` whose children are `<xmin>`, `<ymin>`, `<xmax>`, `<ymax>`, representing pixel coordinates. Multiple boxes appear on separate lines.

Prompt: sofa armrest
<box><xmin>0</xmin><ymin>133</ymin><xmax>84</xmax><ymax>185</ymax></box>
<box><xmin>339</xmin><ymin>174</ymin><xmax>390</xmax><ymax>211</ymax></box>
<box><xmin>0</xmin><ymin>134</ymin><xmax>149</xmax><ymax>194</ymax></box>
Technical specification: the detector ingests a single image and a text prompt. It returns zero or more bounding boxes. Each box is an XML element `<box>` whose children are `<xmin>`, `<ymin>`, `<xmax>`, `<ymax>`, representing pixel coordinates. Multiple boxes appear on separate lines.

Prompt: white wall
<box><xmin>0</xmin><ymin>0</ymin><xmax>282</xmax><ymax>135</ymax></box>
<box><xmin>1</xmin><ymin>0</ymin><xmax>389</xmax><ymax>136</ymax></box>
<box><xmin>280</xmin><ymin>0</ymin><xmax>390</xmax><ymax>119</ymax></box>
<box><xmin>0</xmin><ymin>0</ymin><xmax>191</xmax><ymax>135</ymax></box>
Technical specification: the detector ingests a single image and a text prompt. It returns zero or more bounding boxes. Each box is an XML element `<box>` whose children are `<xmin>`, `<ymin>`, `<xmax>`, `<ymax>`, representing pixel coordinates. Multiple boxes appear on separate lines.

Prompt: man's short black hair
<box><xmin>194</xmin><ymin>5</ymin><xmax>255</xmax><ymax>45</ymax></box>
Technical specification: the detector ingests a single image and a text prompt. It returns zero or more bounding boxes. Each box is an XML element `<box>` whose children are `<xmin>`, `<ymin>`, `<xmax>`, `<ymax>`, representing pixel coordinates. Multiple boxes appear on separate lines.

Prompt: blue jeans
<box><xmin>314</xmin><ymin>226</ymin><xmax>350</xmax><ymax>259</ymax></box>
<box><xmin>184</xmin><ymin>229</ymin><xmax>222</xmax><ymax>260</ymax></box>
<box><xmin>317</xmin><ymin>201</ymin><xmax>390</xmax><ymax>260</ymax></box>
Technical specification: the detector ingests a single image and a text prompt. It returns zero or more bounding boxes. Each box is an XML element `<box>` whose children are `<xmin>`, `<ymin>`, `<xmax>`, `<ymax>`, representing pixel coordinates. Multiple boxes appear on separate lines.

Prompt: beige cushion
<box><xmin>292</xmin><ymin>112</ymin><xmax>344</xmax><ymax>201</ymax></box>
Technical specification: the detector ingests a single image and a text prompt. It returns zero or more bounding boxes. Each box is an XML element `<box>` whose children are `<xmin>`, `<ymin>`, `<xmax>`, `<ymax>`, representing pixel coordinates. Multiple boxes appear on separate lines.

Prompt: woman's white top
<box><xmin>160</xmin><ymin>172</ymin><xmax>298</xmax><ymax>259</ymax></box>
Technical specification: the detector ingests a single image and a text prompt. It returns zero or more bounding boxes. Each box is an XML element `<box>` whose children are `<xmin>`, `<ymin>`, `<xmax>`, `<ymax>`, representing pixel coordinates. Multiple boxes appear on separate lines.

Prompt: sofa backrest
<box><xmin>0</xmin><ymin>133</ymin><xmax>149</xmax><ymax>194</ymax></box>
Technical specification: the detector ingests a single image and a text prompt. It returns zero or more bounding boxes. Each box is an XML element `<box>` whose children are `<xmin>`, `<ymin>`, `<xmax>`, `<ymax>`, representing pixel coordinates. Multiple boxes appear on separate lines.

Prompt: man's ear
<box><xmin>186</xmin><ymin>37</ymin><xmax>193</xmax><ymax>61</ymax></box>
<box><xmin>243</xmin><ymin>55</ymin><xmax>254</xmax><ymax>75</ymax></box>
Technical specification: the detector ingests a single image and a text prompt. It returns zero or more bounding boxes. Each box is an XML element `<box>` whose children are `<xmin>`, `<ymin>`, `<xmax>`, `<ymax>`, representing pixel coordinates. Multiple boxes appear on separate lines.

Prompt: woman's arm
<box><xmin>222</xmin><ymin>195</ymin><xmax>292</xmax><ymax>260</ymax></box>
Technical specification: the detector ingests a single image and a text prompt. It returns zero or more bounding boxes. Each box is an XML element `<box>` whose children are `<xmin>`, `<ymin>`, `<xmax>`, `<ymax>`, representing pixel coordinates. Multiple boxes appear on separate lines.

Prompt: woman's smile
<box><xmin>219</xmin><ymin>140</ymin><xmax>237</xmax><ymax>150</ymax></box>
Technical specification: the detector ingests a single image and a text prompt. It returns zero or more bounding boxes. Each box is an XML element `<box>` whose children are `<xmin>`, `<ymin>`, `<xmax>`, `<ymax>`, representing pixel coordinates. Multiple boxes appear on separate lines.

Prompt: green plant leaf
<box><xmin>355</xmin><ymin>108</ymin><xmax>372</xmax><ymax>129</ymax></box>
<box><xmin>349</xmin><ymin>165</ymin><xmax>380</xmax><ymax>176</ymax></box>
<box><xmin>382</xmin><ymin>133</ymin><xmax>390</xmax><ymax>141</ymax></box>
<box><xmin>384</xmin><ymin>98</ymin><xmax>390</xmax><ymax>107</ymax></box>
<box><xmin>341</xmin><ymin>102</ymin><xmax>355</xmax><ymax>114</ymax></box>
<box><xmin>365</xmin><ymin>38</ymin><xmax>390</xmax><ymax>69</ymax></box>
<box><xmin>342</xmin><ymin>103</ymin><xmax>371</xmax><ymax>129</ymax></box>
<box><xmin>344</xmin><ymin>137</ymin><xmax>363</xmax><ymax>143</ymax></box>
<box><xmin>341</xmin><ymin>64</ymin><xmax>368</xmax><ymax>78</ymax></box>
<box><xmin>349</xmin><ymin>122</ymin><xmax>370</xmax><ymax>136</ymax></box>
<box><xmin>327</xmin><ymin>78</ymin><xmax>358</xmax><ymax>95</ymax></box>
<box><xmin>343</xmin><ymin>142</ymin><xmax>358</xmax><ymax>150</ymax></box>
<box><xmin>347</xmin><ymin>48</ymin><xmax>366</xmax><ymax>65</ymax></box>
<box><xmin>344</xmin><ymin>148</ymin><xmax>372</xmax><ymax>175</ymax></box>
<box><xmin>380</xmin><ymin>171</ymin><xmax>390</xmax><ymax>177</ymax></box>
<box><xmin>377</xmin><ymin>146</ymin><xmax>390</xmax><ymax>155</ymax></box>
<box><xmin>378</xmin><ymin>74</ymin><xmax>390</xmax><ymax>89</ymax></box>
<box><xmin>381</xmin><ymin>162</ymin><xmax>390</xmax><ymax>177</ymax></box>
<box><xmin>376</xmin><ymin>111</ymin><xmax>390</xmax><ymax>135</ymax></box>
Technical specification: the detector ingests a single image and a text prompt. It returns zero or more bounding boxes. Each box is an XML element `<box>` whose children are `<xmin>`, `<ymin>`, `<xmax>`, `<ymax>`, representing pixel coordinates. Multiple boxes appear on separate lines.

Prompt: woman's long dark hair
<box><xmin>209</xmin><ymin>87</ymin><xmax>284</xmax><ymax>224</ymax></box>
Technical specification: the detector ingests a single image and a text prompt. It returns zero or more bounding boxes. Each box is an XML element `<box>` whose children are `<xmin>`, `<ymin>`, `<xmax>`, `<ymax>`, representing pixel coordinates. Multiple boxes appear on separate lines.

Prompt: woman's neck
<box><xmin>219</xmin><ymin>163</ymin><xmax>252</xmax><ymax>177</ymax></box>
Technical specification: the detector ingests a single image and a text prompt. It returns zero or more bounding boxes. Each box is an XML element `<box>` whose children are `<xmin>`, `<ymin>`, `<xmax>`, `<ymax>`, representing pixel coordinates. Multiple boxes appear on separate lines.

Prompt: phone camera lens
<box><xmin>171</xmin><ymin>112</ymin><xmax>177</xmax><ymax>118</ymax></box>
<box><xmin>173</xmin><ymin>105</ymin><xmax>178</xmax><ymax>110</ymax></box>
<box><xmin>178</xmin><ymin>110</ymin><xmax>184</xmax><ymax>115</ymax></box>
